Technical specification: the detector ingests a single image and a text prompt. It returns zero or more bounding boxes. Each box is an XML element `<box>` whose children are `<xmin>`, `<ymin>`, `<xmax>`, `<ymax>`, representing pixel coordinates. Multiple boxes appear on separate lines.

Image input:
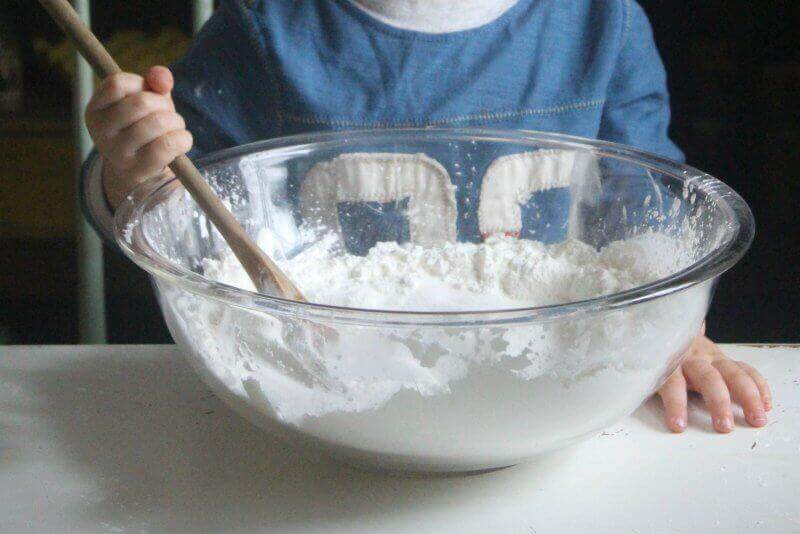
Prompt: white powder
<box><xmin>162</xmin><ymin>231</ymin><xmax>711</xmax><ymax>470</ymax></box>
<box><xmin>205</xmin><ymin>233</ymin><xmax>688</xmax><ymax>312</ymax></box>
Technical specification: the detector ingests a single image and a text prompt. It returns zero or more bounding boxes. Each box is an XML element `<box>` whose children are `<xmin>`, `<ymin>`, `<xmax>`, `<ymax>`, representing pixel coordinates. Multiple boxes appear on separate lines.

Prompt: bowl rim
<box><xmin>113</xmin><ymin>127</ymin><xmax>754</xmax><ymax>327</ymax></box>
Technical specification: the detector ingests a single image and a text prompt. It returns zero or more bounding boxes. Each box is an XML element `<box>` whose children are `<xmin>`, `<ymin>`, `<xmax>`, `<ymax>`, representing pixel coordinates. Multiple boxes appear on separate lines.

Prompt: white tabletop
<box><xmin>0</xmin><ymin>344</ymin><xmax>798</xmax><ymax>533</ymax></box>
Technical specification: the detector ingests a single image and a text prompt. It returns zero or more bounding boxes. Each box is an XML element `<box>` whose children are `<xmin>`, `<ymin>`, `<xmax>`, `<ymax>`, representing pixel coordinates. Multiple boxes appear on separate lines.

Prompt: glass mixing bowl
<box><xmin>115</xmin><ymin>129</ymin><xmax>753</xmax><ymax>473</ymax></box>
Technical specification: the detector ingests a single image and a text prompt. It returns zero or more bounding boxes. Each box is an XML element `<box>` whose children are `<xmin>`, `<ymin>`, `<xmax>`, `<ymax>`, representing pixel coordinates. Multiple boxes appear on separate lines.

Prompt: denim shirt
<box><xmin>81</xmin><ymin>0</ymin><xmax>682</xmax><ymax>246</ymax></box>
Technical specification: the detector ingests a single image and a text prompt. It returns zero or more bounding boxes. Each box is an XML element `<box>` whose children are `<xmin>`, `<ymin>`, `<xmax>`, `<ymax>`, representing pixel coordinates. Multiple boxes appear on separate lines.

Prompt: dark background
<box><xmin>2</xmin><ymin>1</ymin><xmax>798</xmax><ymax>344</ymax></box>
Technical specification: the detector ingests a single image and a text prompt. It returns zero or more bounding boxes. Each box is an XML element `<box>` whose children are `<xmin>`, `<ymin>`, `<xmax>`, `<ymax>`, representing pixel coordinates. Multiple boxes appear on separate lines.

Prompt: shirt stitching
<box><xmin>278</xmin><ymin>99</ymin><xmax>606</xmax><ymax>128</ymax></box>
<box><xmin>623</xmin><ymin>0</ymin><xmax>632</xmax><ymax>46</ymax></box>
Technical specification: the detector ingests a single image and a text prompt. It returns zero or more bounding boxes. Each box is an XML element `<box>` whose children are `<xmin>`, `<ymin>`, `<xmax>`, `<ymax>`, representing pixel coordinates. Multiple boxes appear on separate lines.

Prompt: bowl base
<box><xmin>327</xmin><ymin>451</ymin><xmax>519</xmax><ymax>477</ymax></box>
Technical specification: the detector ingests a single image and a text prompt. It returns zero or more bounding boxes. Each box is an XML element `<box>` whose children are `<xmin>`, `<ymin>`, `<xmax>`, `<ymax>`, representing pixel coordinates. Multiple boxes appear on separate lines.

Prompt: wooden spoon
<box><xmin>39</xmin><ymin>0</ymin><xmax>305</xmax><ymax>301</ymax></box>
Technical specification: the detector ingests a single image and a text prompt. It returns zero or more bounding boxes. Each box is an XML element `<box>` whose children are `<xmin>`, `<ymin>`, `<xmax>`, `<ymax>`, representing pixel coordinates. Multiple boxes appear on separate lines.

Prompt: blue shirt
<box><xmin>82</xmin><ymin>0</ymin><xmax>682</xmax><ymax>245</ymax></box>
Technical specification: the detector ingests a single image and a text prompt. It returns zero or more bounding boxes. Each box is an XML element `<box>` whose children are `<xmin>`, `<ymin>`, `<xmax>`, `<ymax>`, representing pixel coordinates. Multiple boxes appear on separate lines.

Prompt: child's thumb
<box><xmin>145</xmin><ymin>65</ymin><xmax>174</xmax><ymax>96</ymax></box>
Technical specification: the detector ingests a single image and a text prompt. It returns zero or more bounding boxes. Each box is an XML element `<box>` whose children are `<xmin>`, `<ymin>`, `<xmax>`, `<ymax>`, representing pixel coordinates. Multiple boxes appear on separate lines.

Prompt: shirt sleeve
<box><xmin>78</xmin><ymin>0</ymin><xmax>282</xmax><ymax>247</ymax></box>
<box><xmin>598</xmin><ymin>1</ymin><xmax>684</xmax><ymax>162</ymax></box>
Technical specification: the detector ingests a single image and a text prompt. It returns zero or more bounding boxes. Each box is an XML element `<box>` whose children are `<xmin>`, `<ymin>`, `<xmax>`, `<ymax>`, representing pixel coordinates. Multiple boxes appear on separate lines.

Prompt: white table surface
<box><xmin>0</xmin><ymin>344</ymin><xmax>798</xmax><ymax>534</ymax></box>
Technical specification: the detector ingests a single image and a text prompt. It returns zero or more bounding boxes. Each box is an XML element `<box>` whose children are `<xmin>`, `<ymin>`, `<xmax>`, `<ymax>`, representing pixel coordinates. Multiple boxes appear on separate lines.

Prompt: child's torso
<box><xmin>172</xmin><ymin>0</ymin><xmax>655</xmax><ymax>246</ymax></box>
<box><xmin>253</xmin><ymin>0</ymin><xmax>620</xmax><ymax>138</ymax></box>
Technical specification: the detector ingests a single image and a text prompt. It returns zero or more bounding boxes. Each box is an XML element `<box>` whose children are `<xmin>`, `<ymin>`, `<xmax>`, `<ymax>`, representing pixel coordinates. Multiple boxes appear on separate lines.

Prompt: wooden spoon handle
<box><xmin>39</xmin><ymin>0</ymin><xmax>305</xmax><ymax>301</ymax></box>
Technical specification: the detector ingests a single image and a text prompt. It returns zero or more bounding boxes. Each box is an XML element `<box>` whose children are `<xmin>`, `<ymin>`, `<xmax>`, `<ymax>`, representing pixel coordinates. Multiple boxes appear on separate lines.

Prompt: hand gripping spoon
<box><xmin>39</xmin><ymin>0</ymin><xmax>306</xmax><ymax>301</ymax></box>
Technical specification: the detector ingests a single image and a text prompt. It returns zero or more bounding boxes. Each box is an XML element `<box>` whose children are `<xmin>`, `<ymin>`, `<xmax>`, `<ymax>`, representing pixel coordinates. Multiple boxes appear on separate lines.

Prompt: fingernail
<box><xmin>714</xmin><ymin>417</ymin><xmax>734</xmax><ymax>432</ymax></box>
<box><xmin>749</xmin><ymin>412</ymin><xmax>767</xmax><ymax>427</ymax></box>
<box><xmin>764</xmin><ymin>399</ymin><xmax>772</xmax><ymax>411</ymax></box>
<box><xmin>672</xmin><ymin>416</ymin><xmax>687</xmax><ymax>431</ymax></box>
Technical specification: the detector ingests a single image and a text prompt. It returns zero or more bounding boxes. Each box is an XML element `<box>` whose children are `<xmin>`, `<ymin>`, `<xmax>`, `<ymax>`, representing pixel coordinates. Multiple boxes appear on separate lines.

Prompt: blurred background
<box><xmin>2</xmin><ymin>1</ymin><xmax>798</xmax><ymax>344</ymax></box>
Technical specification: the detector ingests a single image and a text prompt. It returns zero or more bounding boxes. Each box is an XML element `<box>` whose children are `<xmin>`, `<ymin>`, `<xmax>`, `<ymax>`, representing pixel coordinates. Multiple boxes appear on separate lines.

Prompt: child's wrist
<box><xmin>101</xmin><ymin>160</ymin><xmax>174</xmax><ymax>210</ymax></box>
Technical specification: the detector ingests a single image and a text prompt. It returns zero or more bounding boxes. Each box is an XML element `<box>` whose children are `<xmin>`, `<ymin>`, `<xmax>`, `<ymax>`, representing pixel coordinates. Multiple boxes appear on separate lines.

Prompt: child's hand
<box><xmin>85</xmin><ymin>66</ymin><xmax>192</xmax><ymax>208</ymax></box>
<box><xmin>658</xmin><ymin>326</ymin><xmax>772</xmax><ymax>433</ymax></box>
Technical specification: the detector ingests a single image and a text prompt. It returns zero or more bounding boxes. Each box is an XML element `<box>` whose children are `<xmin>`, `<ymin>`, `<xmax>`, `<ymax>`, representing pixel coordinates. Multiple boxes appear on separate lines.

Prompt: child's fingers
<box><xmin>97</xmin><ymin>92</ymin><xmax>176</xmax><ymax>137</ymax></box>
<box><xmin>117</xmin><ymin>111</ymin><xmax>187</xmax><ymax>155</ymax></box>
<box><xmin>657</xmin><ymin>369</ymin><xmax>688</xmax><ymax>433</ymax></box>
<box><xmin>683</xmin><ymin>359</ymin><xmax>734</xmax><ymax>433</ymax></box>
<box><xmin>87</xmin><ymin>73</ymin><xmax>147</xmax><ymax>113</ymax></box>
<box><xmin>713</xmin><ymin>360</ymin><xmax>767</xmax><ymax>427</ymax></box>
<box><xmin>144</xmin><ymin>66</ymin><xmax>174</xmax><ymax>95</ymax></box>
<box><xmin>123</xmin><ymin>130</ymin><xmax>193</xmax><ymax>178</ymax></box>
<box><xmin>736</xmin><ymin>360</ymin><xmax>772</xmax><ymax>411</ymax></box>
